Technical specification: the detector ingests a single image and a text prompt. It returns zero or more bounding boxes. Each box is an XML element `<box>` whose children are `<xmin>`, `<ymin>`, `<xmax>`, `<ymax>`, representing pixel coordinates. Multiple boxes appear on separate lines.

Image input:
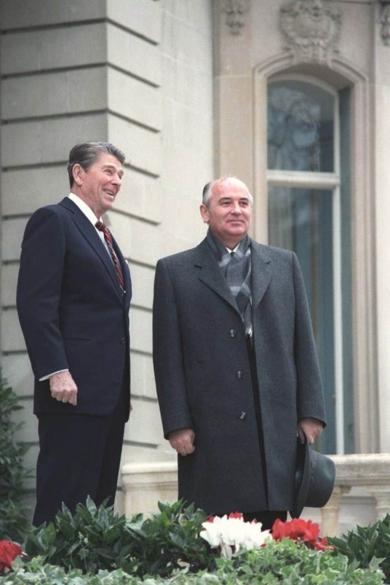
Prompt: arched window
<box><xmin>267</xmin><ymin>76</ymin><xmax>353</xmax><ymax>454</ymax></box>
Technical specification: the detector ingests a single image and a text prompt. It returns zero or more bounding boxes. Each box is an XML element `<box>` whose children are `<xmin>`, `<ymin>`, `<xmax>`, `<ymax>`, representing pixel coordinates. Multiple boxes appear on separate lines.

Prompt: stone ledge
<box><xmin>121</xmin><ymin>461</ymin><xmax>177</xmax><ymax>516</ymax></box>
<box><xmin>331</xmin><ymin>453</ymin><xmax>390</xmax><ymax>485</ymax></box>
<box><xmin>121</xmin><ymin>455</ymin><xmax>390</xmax><ymax>530</ymax></box>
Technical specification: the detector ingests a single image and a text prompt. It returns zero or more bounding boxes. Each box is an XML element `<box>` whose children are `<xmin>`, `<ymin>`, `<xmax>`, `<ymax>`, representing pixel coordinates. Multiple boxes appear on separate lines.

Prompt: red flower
<box><xmin>228</xmin><ymin>512</ymin><xmax>244</xmax><ymax>520</ymax></box>
<box><xmin>271</xmin><ymin>518</ymin><xmax>329</xmax><ymax>551</ymax></box>
<box><xmin>0</xmin><ymin>540</ymin><xmax>23</xmax><ymax>573</ymax></box>
<box><xmin>271</xmin><ymin>518</ymin><xmax>289</xmax><ymax>540</ymax></box>
<box><xmin>207</xmin><ymin>515</ymin><xmax>215</xmax><ymax>523</ymax></box>
<box><xmin>312</xmin><ymin>537</ymin><xmax>334</xmax><ymax>551</ymax></box>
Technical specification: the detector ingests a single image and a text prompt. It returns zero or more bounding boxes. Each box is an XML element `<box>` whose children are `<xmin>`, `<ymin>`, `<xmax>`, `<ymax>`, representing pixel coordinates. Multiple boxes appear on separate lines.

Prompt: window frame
<box><xmin>266</xmin><ymin>74</ymin><xmax>345</xmax><ymax>453</ymax></box>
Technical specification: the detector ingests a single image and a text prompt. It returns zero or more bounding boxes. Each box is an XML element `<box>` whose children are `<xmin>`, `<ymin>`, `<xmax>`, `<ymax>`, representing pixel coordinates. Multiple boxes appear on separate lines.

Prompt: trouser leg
<box><xmin>94</xmin><ymin>386</ymin><xmax>127</xmax><ymax>507</ymax></box>
<box><xmin>33</xmin><ymin>393</ymin><xmax>126</xmax><ymax>526</ymax></box>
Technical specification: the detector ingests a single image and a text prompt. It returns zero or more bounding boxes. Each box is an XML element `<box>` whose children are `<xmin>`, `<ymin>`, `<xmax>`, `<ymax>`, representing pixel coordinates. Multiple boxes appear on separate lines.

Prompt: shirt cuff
<box><xmin>39</xmin><ymin>369</ymin><xmax>69</xmax><ymax>382</ymax></box>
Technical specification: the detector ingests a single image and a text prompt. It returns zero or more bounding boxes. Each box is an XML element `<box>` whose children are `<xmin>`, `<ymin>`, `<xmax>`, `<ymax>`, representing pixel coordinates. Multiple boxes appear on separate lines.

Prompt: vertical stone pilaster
<box><xmin>373</xmin><ymin>0</ymin><xmax>390</xmax><ymax>453</ymax></box>
<box><xmin>321</xmin><ymin>486</ymin><xmax>350</xmax><ymax>537</ymax></box>
<box><xmin>372</xmin><ymin>488</ymin><xmax>390</xmax><ymax>519</ymax></box>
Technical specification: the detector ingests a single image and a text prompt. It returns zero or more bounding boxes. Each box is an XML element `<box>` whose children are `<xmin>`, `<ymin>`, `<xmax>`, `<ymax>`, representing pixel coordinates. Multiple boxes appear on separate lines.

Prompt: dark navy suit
<box><xmin>17</xmin><ymin>197</ymin><xmax>131</xmax><ymax>524</ymax></box>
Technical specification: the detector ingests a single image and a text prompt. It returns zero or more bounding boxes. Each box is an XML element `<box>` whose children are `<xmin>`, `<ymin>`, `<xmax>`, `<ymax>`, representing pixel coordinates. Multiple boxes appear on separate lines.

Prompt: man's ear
<box><xmin>72</xmin><ymin>163</ymin><xmax>84</xmax><ymax>187</ymax></box>
<box><xmin>200</xmin><ymin>203</ymin><xmax>209</xmax><ymax>224</ymax></box>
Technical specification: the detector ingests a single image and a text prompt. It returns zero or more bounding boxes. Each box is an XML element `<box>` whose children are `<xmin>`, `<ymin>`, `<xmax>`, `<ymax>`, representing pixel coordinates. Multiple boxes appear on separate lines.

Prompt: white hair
<box><xmin>202</xmin><ymin>177</ymin><xmax>253</xmax><ymax>205</ymax></box>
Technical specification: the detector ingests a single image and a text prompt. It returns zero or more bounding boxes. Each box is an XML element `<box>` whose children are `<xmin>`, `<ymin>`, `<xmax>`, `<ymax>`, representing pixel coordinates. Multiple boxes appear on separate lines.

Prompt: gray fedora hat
<box><xmin>290</xmin><ymin>438</ymin><xmax>335</xmax><ymax>518</ymax></box>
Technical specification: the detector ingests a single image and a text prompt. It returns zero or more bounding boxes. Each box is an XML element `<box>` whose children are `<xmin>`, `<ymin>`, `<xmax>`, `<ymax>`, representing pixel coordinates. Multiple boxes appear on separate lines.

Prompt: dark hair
<box><xmin>67</xmin><ymin>142</ymin><xmax>125</xmax><ymax>187</ymax></box>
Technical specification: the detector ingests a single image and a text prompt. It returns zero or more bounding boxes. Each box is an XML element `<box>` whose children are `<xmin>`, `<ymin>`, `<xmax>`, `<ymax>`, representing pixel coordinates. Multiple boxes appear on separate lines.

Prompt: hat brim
<box><xmin>290</xmin><ymin>438</ymin><xmax>336</xmax><ymax>518</ymax></box>
<box><xmin>290</xmin><ymin>439</ymin><xmax>310</xmax><ymax>518</ymax></box>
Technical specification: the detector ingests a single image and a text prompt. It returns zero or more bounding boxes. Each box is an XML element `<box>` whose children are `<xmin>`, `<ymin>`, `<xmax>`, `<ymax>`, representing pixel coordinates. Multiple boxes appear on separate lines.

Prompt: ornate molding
<box><xmin>280</xmin><ymin>0</ymin><xmax>342</xmax><ymax>65</ymax></box>
<box><xmin>379</xmin><ymin>4</ymin><xmax>390</xmax><ymax>46</ymax></box>
<box><xmin>221</xmin><ymin>0</ymin><xmax>250</xmax><ymax>36</ymax></box>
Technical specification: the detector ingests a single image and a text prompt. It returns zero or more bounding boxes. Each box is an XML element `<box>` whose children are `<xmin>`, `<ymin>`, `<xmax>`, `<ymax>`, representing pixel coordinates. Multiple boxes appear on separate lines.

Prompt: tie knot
<box><xmin>96</xmin><ymin>221</ymin><xmax>113</xmax><ymax>245</ymax></box>
<box><xmin>95</xmin><ymin>221</ymin><xmax>106</xmax><ymax>232</ymax></box>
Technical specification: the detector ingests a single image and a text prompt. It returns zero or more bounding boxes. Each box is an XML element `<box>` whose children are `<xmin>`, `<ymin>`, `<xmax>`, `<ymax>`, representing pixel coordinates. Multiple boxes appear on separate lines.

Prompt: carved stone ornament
<box><xmin>222</xmin><ymin>0</ymin><xmax>250</xmax><ymax>36</ymax></box>
<box><xmin>280</xmin><ymin>0</ymin><xmax>342</xmax><ymax>65</ymax></box>
<box><xmin>380</xmin><ymin>4</ymin><xmax>390</xmax><ymax>46</ymax></box>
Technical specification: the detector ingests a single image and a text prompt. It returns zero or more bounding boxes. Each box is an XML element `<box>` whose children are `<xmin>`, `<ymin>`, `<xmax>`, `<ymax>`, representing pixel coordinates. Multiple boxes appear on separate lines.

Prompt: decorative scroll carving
<box><xmin>380</xmin><ymin>4</ymin><xmax>390</xmax><ymax>46</ymax></box>
<box><xmin>222</xmin><ymin>0</ymin><xmax>250</xmax><ymax>36</ymax></box>
<box><xmin>280</xmin><ymin>0</ymin><xmax>342</xmax><ymax>65</ymax></box>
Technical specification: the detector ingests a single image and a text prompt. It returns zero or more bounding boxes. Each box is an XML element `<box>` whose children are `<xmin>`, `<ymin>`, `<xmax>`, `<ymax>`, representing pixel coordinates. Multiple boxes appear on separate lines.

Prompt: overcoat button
<box><xmin>229</xmin><ymin>329</ymin><xmax>237</xmax><ymax>338</ymax></box>
<box><xmin>236</xmin><ymin>370</ymin><xmax>243</xmax><ymax>379</ymax></box>
<box><xmin>239</xmin><ymin>411</ymin><xmax>247</xmax><ymax>420</ymax></box>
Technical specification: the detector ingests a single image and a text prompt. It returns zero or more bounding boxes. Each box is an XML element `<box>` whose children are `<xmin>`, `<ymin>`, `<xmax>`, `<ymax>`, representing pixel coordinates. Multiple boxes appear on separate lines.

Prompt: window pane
<box><xmin>268</xmin><ymin>186</ymin><xmax>336</xmax><ymax>453</ymax></box>
<box><xmin>267</xmin><ymin>81</ymin><xmax>335</xmax><ymax>172</ymax></box>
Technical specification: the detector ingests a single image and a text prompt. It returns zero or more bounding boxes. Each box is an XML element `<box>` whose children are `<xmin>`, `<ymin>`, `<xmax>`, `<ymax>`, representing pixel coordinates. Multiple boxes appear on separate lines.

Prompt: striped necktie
<box><xmin>95</xmin><ymin>221</ymin><xmax>125</xmax><ymax>290</ymax></box>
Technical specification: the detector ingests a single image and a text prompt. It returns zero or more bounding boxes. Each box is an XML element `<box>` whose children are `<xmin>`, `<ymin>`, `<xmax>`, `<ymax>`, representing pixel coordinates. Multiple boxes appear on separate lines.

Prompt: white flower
<box><xmin>200</xmin><ymin>514</ymin><xmax>273</xmax><ymax>558</ymax></box>
<box><xmin>199</xmin><ymin>520</ymin><xmax>222</xmax><ymax>548</ymax></box>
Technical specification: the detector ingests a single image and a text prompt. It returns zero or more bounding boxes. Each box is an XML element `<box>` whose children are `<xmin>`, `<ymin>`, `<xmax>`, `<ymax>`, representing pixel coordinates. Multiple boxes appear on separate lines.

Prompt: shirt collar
<box><xmin>68</xmin><ymin>193</ymin><xmax>101</xmax><ymax>226</ymax></box>
<box><xmin>226</xmin><ymin>243</ymin><xmax>240</xmax><ymax>254</ymax></box>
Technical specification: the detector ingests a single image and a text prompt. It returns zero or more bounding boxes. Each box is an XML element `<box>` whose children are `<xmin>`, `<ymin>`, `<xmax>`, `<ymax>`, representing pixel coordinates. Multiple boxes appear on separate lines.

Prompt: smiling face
<box><xmin>71</xmin><ymin>152</ymin><xmax>124</xmax><ymax>218</ymax></box>
<box><xmin>200</xmin><ymin>178</ymin><xmax>253</xmax><ymax>249</ymax></box>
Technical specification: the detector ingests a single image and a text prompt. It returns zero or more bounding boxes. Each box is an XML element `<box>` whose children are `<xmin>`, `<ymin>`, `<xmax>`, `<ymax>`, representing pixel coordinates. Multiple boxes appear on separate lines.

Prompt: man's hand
<box><xmin>298</xmin><ymin>418</ymin><xmax>323</xmax><ymax>444</ymax></box>
<box><xmin>168</xmin><ymin>428</ymin><xmax>195</xmax><ymax>456</ymax></box>
<box><xmin>49</xmin><ymin>371</ymin><xmax>78</xmax><ymax>406</ymax></box>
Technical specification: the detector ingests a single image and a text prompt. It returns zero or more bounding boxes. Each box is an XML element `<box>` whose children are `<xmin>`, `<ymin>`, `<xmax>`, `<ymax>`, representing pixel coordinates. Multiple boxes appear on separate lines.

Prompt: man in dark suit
<box><xmin>153</xmin><ymin>177</ymin><xmax>326</xmax><ymax>530</ymax></box>
<box><xmin>17</xmin><ymin>142</ymin><xmax>131</xmax><ymax>526</ymax></box>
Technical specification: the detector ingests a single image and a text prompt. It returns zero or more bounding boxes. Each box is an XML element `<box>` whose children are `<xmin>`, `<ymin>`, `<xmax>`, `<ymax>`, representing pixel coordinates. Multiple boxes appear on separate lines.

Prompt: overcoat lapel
<box><xmin>251</xmin><ymin>241</ymin><xmax>272</xmax><ymax>308</ymax></box>
<box><xmin>59</xmin><ymin>198</ymin><xmax>124</xmax><ymax>300</ymax></box>
<box><xmin>195</xmin><ymin>239</ymin><xmax>240</xmax><ymax>316</ymax></box>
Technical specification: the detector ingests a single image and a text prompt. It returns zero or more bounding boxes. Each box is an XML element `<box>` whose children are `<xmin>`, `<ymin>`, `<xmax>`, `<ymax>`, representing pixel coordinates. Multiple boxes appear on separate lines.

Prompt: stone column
<box><xmin>372</xmin><ymin>487</ymin><xmax>390</xmax><ymax>519</ymax></box>
<box><xmin>374</xmin><ymin>0</ymin><xmax>390</xmax><ymax>453</ymax></box>
<box><xmin>0</xmin><ymin>0</ymin><xmax>164</xmax><ymax>503</ymax></box>
<box><xmin>321</xmin><ymin>486</ymin><xmax>350</xmax><ymax>537</ymax></box>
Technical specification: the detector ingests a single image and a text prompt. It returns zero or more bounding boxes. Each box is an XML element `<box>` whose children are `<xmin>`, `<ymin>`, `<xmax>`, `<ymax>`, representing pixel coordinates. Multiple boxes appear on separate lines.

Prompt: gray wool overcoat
<box><xmin>152</xmin><ymin>237</ymin><xmax>326</xmax><ymax>514</ymax></box>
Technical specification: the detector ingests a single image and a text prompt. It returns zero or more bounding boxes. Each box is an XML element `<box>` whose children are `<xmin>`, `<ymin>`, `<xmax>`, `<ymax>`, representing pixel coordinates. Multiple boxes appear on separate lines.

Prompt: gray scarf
<box><xmin>206</xmin><ymin>229</ymin><xmax>253</xmax><ymax>336</ymax></box>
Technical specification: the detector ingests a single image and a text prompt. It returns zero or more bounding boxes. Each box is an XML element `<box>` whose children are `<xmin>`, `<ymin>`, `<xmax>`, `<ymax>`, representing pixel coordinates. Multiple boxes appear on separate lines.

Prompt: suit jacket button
<box><xmin>239</xmin><ymin>411</ymin><xmax>246</xmax><ymax>420</ymax></box>
<box><xmin>120</xmin><ymin>337</ymin><xmax>126</xmax><ymax>345</ymax></box>
<box><xmin>229</xmin><ymin>328</ymin><xmax>237</xmax><ymax>338</ymax></box>
<box><xmin>236</xmin><ymin>370</ymin><xmax>243</xmax><ymax>379</ymax></box>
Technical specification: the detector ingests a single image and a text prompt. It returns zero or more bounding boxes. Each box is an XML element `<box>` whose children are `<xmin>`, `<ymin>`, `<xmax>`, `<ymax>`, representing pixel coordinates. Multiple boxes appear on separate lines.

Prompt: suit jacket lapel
<box><xmin>59</xmin><ymin>198</ymin><xmax>124</xmax><ymax>299</ymax></box>
<box><xmin>195</xmin><ymin>239</ymin><xmax>240</xmax><ymax>316</ymax></box>
<box><xmin>251</xmin><ymin>240</ymin><xmax>272</xmax><ymax>308</ymax></box>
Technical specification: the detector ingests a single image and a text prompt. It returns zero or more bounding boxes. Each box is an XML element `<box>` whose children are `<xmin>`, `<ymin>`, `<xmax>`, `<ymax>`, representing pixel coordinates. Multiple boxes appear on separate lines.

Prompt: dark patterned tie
<box><xmin>95</xmin><ymin>221</ymin><xmax>125</xmax><ymax>290</ymax></box>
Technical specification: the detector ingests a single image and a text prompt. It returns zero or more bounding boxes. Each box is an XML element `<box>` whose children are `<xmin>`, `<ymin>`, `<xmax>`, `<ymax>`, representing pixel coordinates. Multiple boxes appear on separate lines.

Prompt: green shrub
<box><xmin>0</xmin><ymin>541</ymin><xmax>385</xmax><ymax>584</ymax></box>
<box><xmin>0</xmin><ymin>557</ymin><xmax>142</xmax><ymax>584</ymax></box>
<box><xmin>126</xmin><ymin>500</ymin><xmax>210</xmax><ymax>576</ymax></box>
<box><xmin>215</xmin><ymin>539</ymin><xmax>384</xmax><ymax>584</ymax></box>
<box><xmin>23</xmin><ymin>498</ymin><xmax>137</xmax><ymax>575</ymax></box>
<box><xmin>0</xmin><ymin>371</ymin><xmax>30</xmax><ymax>541</ymax></box>
<box><xmin>10</xmin><ymin>498</ymin><xmax>389</xmax><ymax>584</ymax></box>
<box><xmin>24</xmin><ymin>499</ymin><xmax>211</xmax><ymax>577</ymax></box>
<box><xmin>330</xmin><ymin>514</ymin><xmax>390</xmax><ymax>583</ymax></box>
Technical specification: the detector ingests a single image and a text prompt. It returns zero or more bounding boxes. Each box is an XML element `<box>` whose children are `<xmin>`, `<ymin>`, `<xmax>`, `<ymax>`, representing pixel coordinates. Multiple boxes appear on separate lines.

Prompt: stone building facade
<box><xmin>1</xmin><ymin>0</ymin><xmax>389</xmax><ymax>532</ymax></box>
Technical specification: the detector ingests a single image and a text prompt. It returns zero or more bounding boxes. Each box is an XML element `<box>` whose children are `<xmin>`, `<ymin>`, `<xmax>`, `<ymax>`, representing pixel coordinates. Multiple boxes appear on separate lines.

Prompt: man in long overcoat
<box><xmin>153</xmin><ymin>177</ymin><xmax>326</xmax><ymax>529</ymax></box>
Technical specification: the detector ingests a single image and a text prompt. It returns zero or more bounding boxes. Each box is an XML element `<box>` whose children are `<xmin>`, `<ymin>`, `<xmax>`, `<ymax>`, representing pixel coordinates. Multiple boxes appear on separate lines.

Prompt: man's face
<box><xmin>200</xmin><ymin>178</ymin><xmax>252</xmax><ymax>247</ymax></box>
<box><xmin>72</xmin><ymin>152</ymin><xmax>124</xmax><ymax>218</ymax></box>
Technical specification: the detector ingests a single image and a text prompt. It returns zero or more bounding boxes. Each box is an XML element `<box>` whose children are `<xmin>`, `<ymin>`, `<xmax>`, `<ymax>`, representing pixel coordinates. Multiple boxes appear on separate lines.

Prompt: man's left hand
<box><xmin>298</xmin><ymin>418</ymin><xmax>323</xmax><ymax>444</ymax></box>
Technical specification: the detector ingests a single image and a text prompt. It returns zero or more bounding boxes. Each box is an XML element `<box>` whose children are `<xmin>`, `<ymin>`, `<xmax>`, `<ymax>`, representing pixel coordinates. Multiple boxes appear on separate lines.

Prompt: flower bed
<box><xmin>0</xmin><ymin>500</ymin><xmax>388</xmax><ymax>584</ymax></box>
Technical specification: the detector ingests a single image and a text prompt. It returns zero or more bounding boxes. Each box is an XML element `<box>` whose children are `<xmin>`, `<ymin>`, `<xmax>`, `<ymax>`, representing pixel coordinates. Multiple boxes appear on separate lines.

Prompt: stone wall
<box><xmin>0</xmin><ymin>0</ymin><xmax>214</xmax><ymax>514</ymax></box>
